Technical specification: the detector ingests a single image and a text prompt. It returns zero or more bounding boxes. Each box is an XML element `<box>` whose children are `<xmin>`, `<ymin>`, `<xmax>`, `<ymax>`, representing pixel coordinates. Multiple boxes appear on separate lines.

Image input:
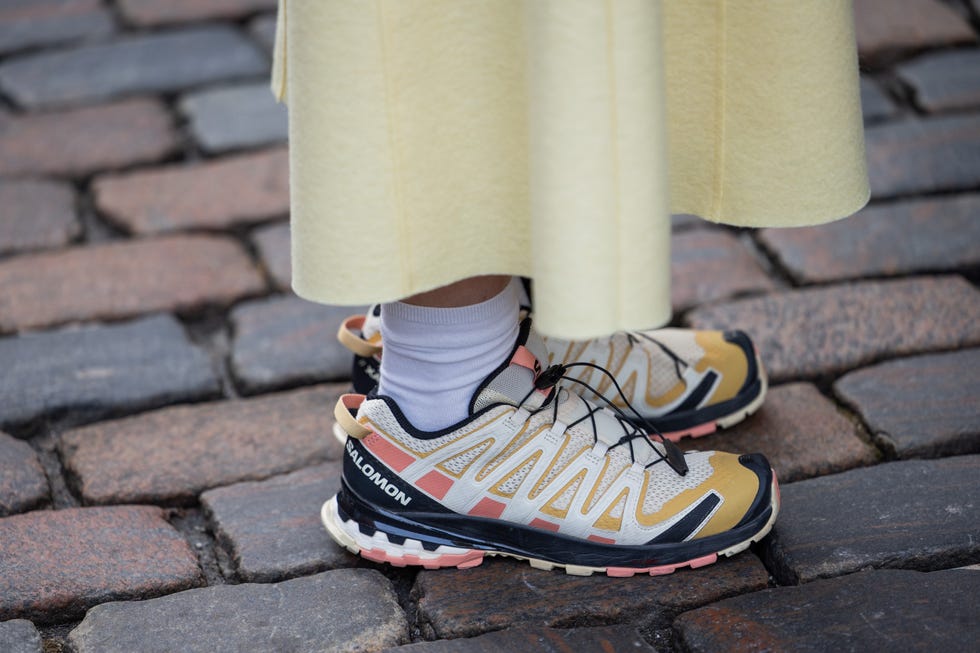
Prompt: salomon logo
<box><xmin>346</xmin><ymin>439</ymin><xmax>412</xmax><ymax>506</ymax></box>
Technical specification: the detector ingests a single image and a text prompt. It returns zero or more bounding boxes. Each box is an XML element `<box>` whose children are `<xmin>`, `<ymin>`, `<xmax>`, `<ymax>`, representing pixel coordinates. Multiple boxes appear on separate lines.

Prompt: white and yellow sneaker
<box><xmin>323</xmin><ymin>318</ymin><xmax>779</xmax><ymax>575</ymax></box>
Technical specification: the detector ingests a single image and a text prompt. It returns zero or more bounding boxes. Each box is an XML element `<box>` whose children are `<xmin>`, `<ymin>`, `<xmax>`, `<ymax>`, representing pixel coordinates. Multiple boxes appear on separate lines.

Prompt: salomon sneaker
<box><xmin>323</xmin><ymin>318</ymin><xmax>779</xmax><ymax>575</ymax></box>
<box><xmin>335</xmin><ymin>307</ymin><xmax>766</xmax><ymax>442</ymax></box>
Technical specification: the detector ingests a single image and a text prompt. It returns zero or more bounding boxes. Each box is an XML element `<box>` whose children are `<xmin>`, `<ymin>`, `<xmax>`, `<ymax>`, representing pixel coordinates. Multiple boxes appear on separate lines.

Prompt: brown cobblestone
<box><xmin>0</xmin><ymin>505</ymin><xmax>203</xmax><ymax>623</ymax></box>
<box><xmin>671</xmin><ymin>229</ymin><xmax>775</xmax><ymax>312</ymax></box>
<box><xmin>0</xmin><ymin>178</ymin><xmax>79</xmax><ymax>256</ymax></box>
<box><xmin>94</xmin><ymin>148</ymin><xmax>289</xmax><ymax>234</ymax></box>
<box><xmin>681</xmin><ymin>383</ymin><xmax>877</xmax><ymax>484</ymax></box>
<box><xmin>675</xmin><ymin>569</ymin><xmax>980</xmax><ymax>653</ymax></box>
<box><xmin>686</xmin><ymin>276</ymin><xmax>980</xmax><ymax>382</ymax></box>
<box><xmin>0</xmin><ymin>431</ymin><xmax>48</xmax><ymax>516</ymax></box>
<box><xmin>59</xmin><ymin>384</ymin><xmax>345</xmax><ymax>505</ymax></box>
<box><xmin>118</xmin><ymin>0</ymin><xmax>278</xmax><ymax>27</ymax></box>
<box><xmin>834</xmin><ymin>349</ymin><xmax>980</xmax><ymax>459</ymax></box>
<box><xmin>414</xmin><ymin>554</ymin><xmax>768</xmax><ymax>640</ymax></box>
<box><xmin>854</xmin><ymin>0</ymin><xmax>975</xmax><ymax>62</ymax></box>
<box><xmin>0</xmin><ymin>98</ymin><xmax>177</xmax><ymax>178</ymax></box>
<box><xmin>866</xmin><ymin>114</ymin><xmax>980</xmax><ymax>198</ymax></box>
<box><xmin>252</xmin><ymin>220</ymin><xmax>290</xmax><ymax>290</ymax></box>
<box><xmin>757</xmin><ymin>195</ymin><xmax>980</xmax><ymax>284</ymax></box>
<box><xmin>0</xmin><ymin>234</ymin><xmax>265</xmax><ymax>333</ymax></box>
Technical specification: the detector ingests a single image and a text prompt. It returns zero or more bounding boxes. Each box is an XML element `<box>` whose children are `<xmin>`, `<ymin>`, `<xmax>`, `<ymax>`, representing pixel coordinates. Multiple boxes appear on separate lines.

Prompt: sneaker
<box><xmin>335</xmin><ymin>307</ymin><xmax>766</xmax><ymax>442</ymax></box>
<box><xmin>322</xmin><ymin>318</ymin><xmax>779</xmax><ymax>575</ymax></box>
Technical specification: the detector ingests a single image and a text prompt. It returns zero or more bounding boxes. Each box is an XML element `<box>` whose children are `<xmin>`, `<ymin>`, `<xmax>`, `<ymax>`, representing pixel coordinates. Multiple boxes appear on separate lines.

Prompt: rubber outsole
<box><xmin>321</xmin><ymin>474</ymin><xmax>780</xmax><ymax>576</ymax></box>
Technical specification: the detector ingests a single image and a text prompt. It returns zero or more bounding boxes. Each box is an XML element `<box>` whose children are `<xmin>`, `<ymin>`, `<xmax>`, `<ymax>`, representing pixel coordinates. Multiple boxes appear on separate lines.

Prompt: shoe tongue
<box><xmin>470</xmin><ymin>318</ymin><xmax>551</xmax><ymax>413</ymax></box>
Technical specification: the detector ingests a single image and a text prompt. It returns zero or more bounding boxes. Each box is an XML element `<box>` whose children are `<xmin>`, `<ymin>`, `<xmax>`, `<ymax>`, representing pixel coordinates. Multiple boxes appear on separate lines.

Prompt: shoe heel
<box><xmin>320</xmin><ymin>495</ymin><xmax>485</xmax><ymax>570</ymax></box>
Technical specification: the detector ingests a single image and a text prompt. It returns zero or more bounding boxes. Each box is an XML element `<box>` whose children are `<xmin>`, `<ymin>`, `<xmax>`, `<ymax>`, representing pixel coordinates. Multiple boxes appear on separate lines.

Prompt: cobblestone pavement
<box><xmin>1</xmin><ymin>1</ymin><xmax>979</xmax><ymax>651</ymax></box>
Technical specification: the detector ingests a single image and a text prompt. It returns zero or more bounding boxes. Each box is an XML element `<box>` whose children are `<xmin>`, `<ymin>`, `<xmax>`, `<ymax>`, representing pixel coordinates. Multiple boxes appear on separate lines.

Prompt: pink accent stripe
<box><xmin>511</xmin><ymin>345</ymin><xmax>539</xmax><ymax>372</ymax></box>
<box><xmin>660</xmin><ymin>421</ymin><xmax>717</xmax><ymax>443</ymax></box>
<box><xmin>360</xmin><ymin>547</ymin><xmax>484</xmax><ymax>570</ymax></box>
<box><xmin>341</xmin><ymin>393</ymin><xmax>365</xmax><ymax>410</ymax></box>
<box><xmin>469</xmin><ymin>497</ymin><xmax>506</xmax><ymax>519</ymax></box>
<box><xmin>362</xmin><ymin>433</ymin><xmax>415</xmax><ymax>472</ymax></box>
<box><xmin>529</xmin><ymin>517</ymin><xmax>560</xmax><ymax>532</ymax></box>
<box><xmin>587</xmin><ymin>534</ymin><xmax>616</xmax><ymax>545</ymax></box>
<box><xmin>416</xmin><ymin>470</ymin><xmax>453</xmax><ymax>500</ymax></box>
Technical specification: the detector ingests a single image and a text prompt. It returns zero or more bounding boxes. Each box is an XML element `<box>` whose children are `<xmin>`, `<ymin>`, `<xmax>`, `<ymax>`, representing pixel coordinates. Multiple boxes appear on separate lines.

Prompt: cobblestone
<box><xmin>201</xmin><ymin>463</ymin><xmax>347</xmax><ymax>582</ymax></box>
<box><xmin>764</xmin><ymin>456</ymin><xmax>980</xmax><ymax>584</ymax></box>
<box><xmin>68</xmin><ymin>569</ymin><xmax>408</xmax><ymax>653</ymax></box>
<box><xmin>414</xmin><ymin>555</ymin><xmax>768</xmax><ymax>640</ymax></box>
<box><xmin>834</xmin><ymin>349</ymin><xmax>980</xmax><ymax>459</ymax></box>
<box><xmin>59</xmin><ymin>384</ymin><xmax>345</xmax><ymax>505</ymax></box>
<box><xmin>0</xmin><ymin>619</ymin><xmax>42</xmax><ymax>653</ymax></box>
<box><xmin>118</xmin><ymin>0</ymin><xmax>278</xmax><ymax>27</ymax></box>
<box><xmin>680</xmin><ymin>383</ymin><xmax>877</xmax><ymax>484</ymax></box>
<box><xmin>860</xmin><ymin>78</ymin><xmax>897</xmax><ymax>123</ymax></box>
<box><xmin>230</xmin><ymin>295</ymin><xmax>365</xmax><ymax>394</ymax></box>
<box><xmin>180</xmin><ymin>82</ymin><xmax>288</xmax><ymax>153</ymax></box>
<box><xmin>252</xmin><ymin>220</ymin><xmax>291</xmax><ymax>289</ymax></box>
<box><xmin>94</xmin><ymin>148</ymin><xmax>288</xmax><ymax>234</ymax></box>
<box><xmin>0</xmin><ymin>234</ymin><xmax>265</xmax><ymax>332</ymax></box>
<box><xmin>249</xmin><ymin>13</ymin><xmax>277</xmax><ymax>53</ymax></box>
<box><xmin>0</xmin><ymin>98</ymin><xmax>177</xmax><ymax>177</ymax></box>
<box><xmin>0</xmin><ymin>26</ymin><xmax>267</xmax><ymax>108</ymax></box>
<box><xmin>0</xmin><ymin>315</ymin><xmax>219</xmax><ymax>430</ymax></box>
<box><xmin>758</xmin><ymin>194</ymin><xmax>980</xmax><ymax>283</ymax></box>
<box><xmin>866</xmin><ymin>114</ymin><xmax>980</xmax><ymax>198</ymax></box>
<box><xmin>383</xmin><ymin>626</ymin><xmax>656</xmax><ymax>653</ymax></box>
<box><xmin>671</xmin><ymin>229</ymin><xmax>775</xmax><ymax>312</ymax></box>
<box><xmin>0</xmin><ymin>505</ymin><xmax>203</xmax><ymax>623</ymax></box>
<box><xmin>854</xmin><ymin>0</ymin><xmax>975</xmax><ymax>62</ymax></box>
<box><xmin>0</xmin><ymin>431</ymin><xmax>48</xmax><ymax>516</ymax></box>
<box><xmin>674</xmin><ymin>569</ymin><xmax>980</xmax><ymax>653</ymax></box>
<box><xmin>898</xmin><ymin>49</ymin><xmax>980</xmax><ymax>113</ymax></box>
<box><xmin>0</xmin><ymin>0</ymin><xmax>114</xmax><ymax>56</ymax></box>
<box><xmin>0</xmin><ymin>178</ymin><xmax>79</xmax><ymax>255</ymax></box>
<box><xmin>686</xmin><ymin>276</ymin><xmax>980</xmax><ymax>382</ymax></box>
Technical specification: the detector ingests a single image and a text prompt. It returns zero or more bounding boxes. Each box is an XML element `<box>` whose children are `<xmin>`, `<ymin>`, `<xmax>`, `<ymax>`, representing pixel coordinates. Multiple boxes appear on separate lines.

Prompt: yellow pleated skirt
<box><xmin>272</xmin><ymin>0</ymin><xmax>868</xmax><ymax>338</ymax></box>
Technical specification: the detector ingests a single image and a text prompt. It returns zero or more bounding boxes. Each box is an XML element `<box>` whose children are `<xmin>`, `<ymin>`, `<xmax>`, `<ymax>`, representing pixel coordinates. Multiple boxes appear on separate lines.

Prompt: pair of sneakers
<box><xmin>324</xmin><ymin>308</ymin><xmax>777</xmax><ymax>576</ymax></box>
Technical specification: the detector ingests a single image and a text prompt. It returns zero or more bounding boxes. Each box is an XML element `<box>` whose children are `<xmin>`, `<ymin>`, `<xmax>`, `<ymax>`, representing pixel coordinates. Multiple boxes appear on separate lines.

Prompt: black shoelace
<box><xmin>517</xmin><ymin>361</ymin><xmax>689</xmax><ymax>476</ymax></box>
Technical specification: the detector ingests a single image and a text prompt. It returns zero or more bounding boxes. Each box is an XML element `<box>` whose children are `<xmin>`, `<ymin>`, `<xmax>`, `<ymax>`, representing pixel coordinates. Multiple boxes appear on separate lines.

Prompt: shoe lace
<box><xmin>515</xmin><ymin>362</ymin><xmax>689</xmax><ymax>476</ymax></box>
<box><xmin>625</xmin><ymin>331</ymin><xmax>688</xmax><ymax>381</ymax></box>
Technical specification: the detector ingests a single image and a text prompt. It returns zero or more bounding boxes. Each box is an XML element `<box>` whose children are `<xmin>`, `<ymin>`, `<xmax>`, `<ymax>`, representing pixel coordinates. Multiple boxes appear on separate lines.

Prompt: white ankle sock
<box><xmin>378</xmin><ymin>282</ymin><xmax>519</xmax><ymax>431</ymax></box>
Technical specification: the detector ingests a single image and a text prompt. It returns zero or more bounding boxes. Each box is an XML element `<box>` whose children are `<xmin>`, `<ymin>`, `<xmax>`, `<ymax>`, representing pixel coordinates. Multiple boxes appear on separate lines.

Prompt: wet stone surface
<box><xmin>834</xmin><ymin>349</ymin><xmax>980</xmax><ymax>459</ymax></box>
<box><xmin>674</xmin><ymin>568</ymin><xmax>980</xmax><ymax>653</ymax></box>
<box><xmin>764</xmin><ymin>456</ymin><xmax>980</xmax><ymax>584</ymax></box>
<box><xmin>383</xmin><ymin>625</ymin><xmax>657</xmax><ymax>653</ymax></box>
<box><xmin>413</xmin><ymin>554</ymin><xmax>769</xmax><ymax>640</ymax></box>
<box><xmin>68</xmin><ymin>569</ymin><xmax>408</xmax><ymax>653</ymax></box>
<box><xmin>0</xmin><ymin>98</ymin><xmax>177</xmax><ymax>177</ymax></box>
<box><xmin>686</xmin><ymin>276</ymin><xmax>980</xmax><ymax>382</ymax></box>
<box><xmin>0</xmin><ymin>26</ymin><xmax>267</xmax><ymax>108</ymax></box>
<box><xmin>0</xmin><ymin>314</ymin><xmax>219</xmax><ymax>431</ymax></box>
<box><xmin>180</xmin><ymin>83</ymin><xmax>288</xmax><ymax>153</ymax></box>
<box><xmin>0</xmin><ymin>431</ymin><xmax>49</xmax><ymax>516</ymax></box>
<box><xmin>758</xmin><ymin>194</ymin><xmax>980</xmax><ymax>284</ymax></box>
<box><xmin>202</xmin><ymin>462</ymin><xmax>349</xmax><ymax>582</ymax></box>
<box><xmin>0</xmin><ymin>178</ymin><xmax>79</xmax><ymax>256</ymax></box>
<box><xmin>865</xmin><ymin>114</ymin><xmax>980</xmax><ymax>198</ymax></box>
<box><xmin>229</xmin><ymin>295</ymin><xmax>366</xmax><ymax>394</ymax></box>
<box><xmin>671</xmin><ymin>229</ymin><xmax>776</xmax><ymax>312</ymax></box>
<box><xmin>94</xmin><ymin>148</ymin><xmax>288</xmax><ymax>234</ymax></box>
<box><xmin>680</xmin><ymin>383</ymin><xmax>877</xmax><ymax>484</ymax></box>
<box><xmin>0</xmin><ymin>619</ymin><xmax>43</xmax><ymax>653</ymax></box>
<box><xmin>0</xmin><ymin>234</ymin><xmax>266</xmax><ymax>332</ymax></box>
<box><xmin>59</xmin><ymin>384</ymin><xmax>345</xmax><ymax>505</ymax></box>
<box><xmin>0</xmin><ymin>505</ymin><xmax>203</xmax><ymax>624</ymax></box>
